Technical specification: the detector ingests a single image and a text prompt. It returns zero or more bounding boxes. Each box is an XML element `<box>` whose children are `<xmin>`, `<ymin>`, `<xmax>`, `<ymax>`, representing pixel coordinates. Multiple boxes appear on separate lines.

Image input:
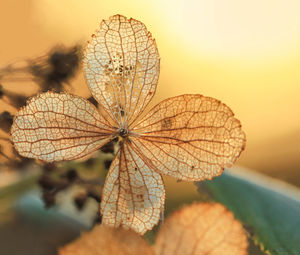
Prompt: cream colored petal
<box><xmin>132</xmin><ymin>94</ymin><xmax>246</xmax><ymax>181</ymax></box>
<box><xmin>59</xmin><ymin>225</ymin><xmax>154</xmax><ymax>255</ymax></box>
<box><xmin>154</xmin><ymin>203</ymin><xmax>248</xmax><ymax>255</ymax></box>
<box><xmin>11</xmin><ymin>92</ymin><xmax>114</xmax><ymax>162</ymax></box>
<box><xmin>101</xmin><ymin>142</ymin><xmax>165</xmax><ymax>234</ymax></box>
<box><xmin>84</xmin><ymin>14</ymin><xmax>160</xmax><ymax>126</ymax></box>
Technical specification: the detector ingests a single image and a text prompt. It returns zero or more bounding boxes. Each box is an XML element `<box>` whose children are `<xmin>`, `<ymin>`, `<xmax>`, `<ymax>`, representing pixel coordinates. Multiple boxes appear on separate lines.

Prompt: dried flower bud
<box><xmin>84</xmin><ymin>158</ymin><xmax>96</xmax><ymax>167</ymax></box>
<box><xmin>103</xmin><ymin>159</ymin><xmax>112</xmax><ymax>170</ymax></box>
<box><xmin>43</xmin><ymin>163</ymin><xmax>57</xmax><ymax>172</ymax></box>
<box><xmin>100</xmin><ymin>140</ymin><xmax>115</xmax><ymax>154</ymax></box>
<box><xmin>0</xmin><ymin>84</ymin><xmax>4</xmax><ymax>98</ymax></box>
<box><xmin>74</xmin><ymin>193</ymin><xmax>87</xmax><ymax>210</ymax></box>
<box><xmin>42</xmin><ymin>192</ymin><xmax>56</xmax><ymax>208</ymax></box>
<box><xmin>63</xmin><ymin>168</ymin><xmax>78</xmax><ymax>182</ymax></box>
<box><xmin>29</xmin><ymin>45</ymin><xmax>81</xmax><ymax>92</ymax></box>
<box><xmin>87</xmin><ymin>190</ymin><xmax>101</xmax><ymax>203</ymax></box>
<box><xmin>1</xmin><ymin>85</ymin><xmax>28</xmax><ymax>108</ymax></box>
<box><xmin>38</xmin><ymin>175</ymin><xmax>56</xmax><ymax>191</ymax></box>
<box><xmin>0</xmin><ymin>111</ymin><xmax>13</xmax><ymax>133</ymax></box>
<box><xmin>87</xmin><ymin>96</ymin><xmax>98</xmax><ymax>107</ymax></box>
<box><xmin>94</xmin><ymin>210</ymin><xmax>102</xmax><ymax>224</ymax></box>
<box><xmin>6</xmin><ymin>155</ymin><xmax>34</xmax><ymax>170</ymax></box>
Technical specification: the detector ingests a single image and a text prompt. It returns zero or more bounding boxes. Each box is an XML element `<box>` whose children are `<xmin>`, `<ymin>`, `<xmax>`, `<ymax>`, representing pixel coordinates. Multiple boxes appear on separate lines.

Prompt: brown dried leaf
<box><xmin>84</xmin><ymin>14</ymin><xmax>160</xmax><ymax>126</ymax></box>
<box><xmin>59</xmin><ymin>225</ymin><xmax>154</xmax><ymax>255</ymax></box>
<box><xmin>101</xmin><ymin>142</ymin><xmax>165</xmax><ymax>234</ymax></box>
<box><xmin>11</xmin><ymin>92</ymin><xmax>114</xmax><ymax>162</ymax></box>
<box><xmin>132</xmin><ymin>94</ymin><xmax>246</xmax><ymax>181</ymax></box>
<box><xmin>154</xmin><ymin>203</ymin><xmax>248</xmax><ymax>255</ymax></box>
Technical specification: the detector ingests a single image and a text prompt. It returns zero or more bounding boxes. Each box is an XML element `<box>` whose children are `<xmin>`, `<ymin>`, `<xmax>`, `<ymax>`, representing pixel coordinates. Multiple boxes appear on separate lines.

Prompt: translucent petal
<box><xmin>132</xmin><ymin>94</ymin><xmax>246</xmax><ymax>181</ymax></box>
<box><xmin>83</xmin><ymin>14</ymin><xmax>160</xmax><ymax>126</ymax></box>
<box><xmin>101</xmin><ymin>142</ymin><xmax>165</xmax><ymax>234</ymax></box>
<box><xmin>59</xmin><ymin>225</ymin><xmax>154</xmax><ymax>255</ymax></box>
<box><xmin>11</xmin><ymin>92</ymin><xmax>114</xmax><ymax>162</ymax></box>
<box><xmin>154</xmin><ymin>203</ymin><xmax>248</xmax><ymax>255</ymax></box>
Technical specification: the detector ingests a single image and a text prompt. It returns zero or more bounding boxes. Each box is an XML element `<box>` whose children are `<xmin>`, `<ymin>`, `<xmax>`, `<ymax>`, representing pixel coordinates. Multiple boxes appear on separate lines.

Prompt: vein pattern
<box><xmin>11</xmin><ymin>92</ymin><xmax>113</xmax><ymax>161</ymax></box>
<box><xmin>133</xmin><ymin>94</ymin><xmax>246</xmax><ymax>181</ymax></box>
<box><xmin>10</xmin><ymin>14</ymin><xmax>246</xmax><ymax>235</ymax></box>
<box><xmin>154</xmin><ymin>203</ymin><xmax>248</xmax><ymax>255</ymax></box>
<box><xmin>101</xmin><ymin>142</ymin><xmax>165</xmax><ymax>234</ymax></box>
<box><xmin>84</xmin><ymin>14</ymin><xmax>160</xmax><ymax>126</ymax></box>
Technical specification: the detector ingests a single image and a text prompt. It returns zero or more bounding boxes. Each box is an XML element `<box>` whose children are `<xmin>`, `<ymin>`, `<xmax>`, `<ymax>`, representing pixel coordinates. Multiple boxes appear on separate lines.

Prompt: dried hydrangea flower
<box><xmin>59</xmin><ymin>203</ymin><xmax>248</xmax><ymax>255</ymax></box>
<box><xmin>154</xmin><ymin>203</ymin><xmax>248</xmax><ymax>255</ymax></box>
<box><xmin>59</xmin><ymin>225</ymin><xmax>153</xmax><ymax>255</ymax></box>
<box><xmin>11</xmin><ymin>14</ymin><xmax>246</xmax><ymax>234</ymax></box>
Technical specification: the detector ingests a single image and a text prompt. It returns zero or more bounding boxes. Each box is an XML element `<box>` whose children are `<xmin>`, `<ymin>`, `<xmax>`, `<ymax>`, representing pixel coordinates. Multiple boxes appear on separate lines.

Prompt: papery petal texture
<box><xmin>11</xmin><ymin>92</ymin><xmax>113</xmax><ymax>162</ymax></box>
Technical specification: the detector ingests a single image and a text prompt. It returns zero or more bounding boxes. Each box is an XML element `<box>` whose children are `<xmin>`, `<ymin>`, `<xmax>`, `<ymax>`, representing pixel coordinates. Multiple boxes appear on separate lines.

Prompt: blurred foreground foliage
<box><xmin>199</xmin><ymin>168</ymin><xmax>300</xmax><ymax>255</ymax></box>
<box><xmin>1</xmin><ymin>161</ymin><xmax>299</xmax><ymax>254</ymax></box>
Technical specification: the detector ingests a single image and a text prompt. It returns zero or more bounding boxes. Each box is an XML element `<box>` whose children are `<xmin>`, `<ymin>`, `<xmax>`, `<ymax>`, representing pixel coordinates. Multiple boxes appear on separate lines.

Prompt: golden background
<box><xmin>1</xmin><ymin>0</ymin><xmax>300</xmax><ymax>185</ymax></box>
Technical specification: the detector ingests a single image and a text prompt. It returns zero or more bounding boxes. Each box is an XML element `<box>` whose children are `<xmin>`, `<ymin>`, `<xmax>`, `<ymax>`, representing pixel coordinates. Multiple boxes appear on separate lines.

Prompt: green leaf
<box><xmin>198</xmin><ymin>167</ymin><xmax>300</xmax><ymax>255</ymax></box>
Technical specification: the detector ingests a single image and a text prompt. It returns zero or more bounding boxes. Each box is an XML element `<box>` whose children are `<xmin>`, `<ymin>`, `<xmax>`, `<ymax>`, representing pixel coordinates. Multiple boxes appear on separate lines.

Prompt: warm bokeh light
<box><xmin>1</xmin><ymin>0</ymin><xmax>300</xmax><ymax>184</ymax></box>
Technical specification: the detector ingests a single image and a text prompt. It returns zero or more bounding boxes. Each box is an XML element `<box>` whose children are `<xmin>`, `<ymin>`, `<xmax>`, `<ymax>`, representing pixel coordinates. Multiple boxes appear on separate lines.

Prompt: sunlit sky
<box><xmin>1</xmin><ymin>0</ymin><xmax>300</xmax><ymax>181</ymax></box>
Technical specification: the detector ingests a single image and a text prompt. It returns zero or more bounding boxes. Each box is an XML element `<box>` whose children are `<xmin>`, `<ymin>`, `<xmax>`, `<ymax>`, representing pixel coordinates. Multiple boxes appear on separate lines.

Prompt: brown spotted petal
<box><xmin>132</xmin><ymin>94</ymin><xmax>246</xmax><ymax>181</ymax></box>
<box><xmin>101</xmin><ymin>141</ymin><xmax>165</xmax><ymax>234</ymax></box>
<box><xmin>11</xmin><ymin>92</ymin><xmax>114</xmax><ymax>162</ymax></box>
<box><xmin>83</xmin><ymin>14</ymin><xmax>160</xmax><ymax>126</ymax></box>
<box><xmin>154</xmin><ymin>203</ymin><xmax>248</xmax><ymax>255</ymax></box>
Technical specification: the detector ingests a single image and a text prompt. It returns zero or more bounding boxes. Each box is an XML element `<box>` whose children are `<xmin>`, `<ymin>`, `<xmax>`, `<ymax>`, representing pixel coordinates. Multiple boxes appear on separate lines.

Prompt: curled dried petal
<box><xmin>154</xmin><ymin>203</ymin><xmax>248</xmax><ymax>255</ymax></box>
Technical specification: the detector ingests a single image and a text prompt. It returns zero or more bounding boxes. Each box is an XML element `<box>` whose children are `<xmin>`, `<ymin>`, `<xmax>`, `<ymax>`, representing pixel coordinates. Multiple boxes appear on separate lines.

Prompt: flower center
<box><xmin>119</xmin><ymin>128</ymin><xmax>128</xmax><ymax>138</ymax></box>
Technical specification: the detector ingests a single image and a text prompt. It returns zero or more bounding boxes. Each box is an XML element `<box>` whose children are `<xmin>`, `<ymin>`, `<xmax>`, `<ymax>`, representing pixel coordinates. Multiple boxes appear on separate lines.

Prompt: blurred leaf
<box><xmin>0</xmin><ymin>172</ymin><xmax>38</xmax><ymax>212</ymax></box>
<box><xmin>198</xmin><ymin>167</ymin><xmax>300</xmax><ymax>255</ymax></box>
